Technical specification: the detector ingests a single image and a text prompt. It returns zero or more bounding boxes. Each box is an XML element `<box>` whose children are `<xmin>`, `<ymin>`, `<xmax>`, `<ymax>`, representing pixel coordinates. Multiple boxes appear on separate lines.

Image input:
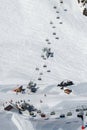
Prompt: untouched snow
<box><xmin>0</xmin><ymin>0</ymin><xmax>87</xmax><ymax>130</ymax></box>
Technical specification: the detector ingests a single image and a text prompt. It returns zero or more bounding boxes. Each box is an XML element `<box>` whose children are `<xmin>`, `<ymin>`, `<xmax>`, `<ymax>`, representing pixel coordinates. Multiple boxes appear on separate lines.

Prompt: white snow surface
<box><xmin>0</xmin><ymin>0</ymin><xmax>87</xmax><ymax>130</ymax></box>
<box><xmin>0</xmin><ymin>0</ymin><xmax>87</xmax><ymax>84</ymax></box>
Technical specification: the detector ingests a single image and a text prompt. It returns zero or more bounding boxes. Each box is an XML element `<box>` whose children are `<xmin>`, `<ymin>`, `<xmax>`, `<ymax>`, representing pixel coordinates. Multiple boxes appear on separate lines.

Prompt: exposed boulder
<box><xmin>83</xmin><ymin>8</ymin><xmax>87</xmax><ymax>16</ymax></box>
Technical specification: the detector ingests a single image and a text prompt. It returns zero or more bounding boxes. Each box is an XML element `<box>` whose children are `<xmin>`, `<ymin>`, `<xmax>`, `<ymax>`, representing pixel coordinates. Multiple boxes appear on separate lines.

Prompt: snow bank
<box><xmin>0</xmin><ymin>112</ymin><xmax>18</xmax><ymax>130</ymax></box>
<box><xmin>12</xmin><ymin>113</ymin><xmax>34</xmax><ymax>130</ymax></box>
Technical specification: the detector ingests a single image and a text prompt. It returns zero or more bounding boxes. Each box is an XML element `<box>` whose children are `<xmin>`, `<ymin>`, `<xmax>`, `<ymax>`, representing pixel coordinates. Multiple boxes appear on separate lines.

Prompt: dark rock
<box><xmin>83</xmin><ymin>8</ymin><xmax>87</xmax><ymax>16</ymax></box>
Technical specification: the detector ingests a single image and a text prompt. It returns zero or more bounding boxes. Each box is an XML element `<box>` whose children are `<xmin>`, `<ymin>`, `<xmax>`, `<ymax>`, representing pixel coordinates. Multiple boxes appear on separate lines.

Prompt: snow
<box><xmin>12</xmin><ymin>114</ymin><xmax>34</xmax><ymax>130</ymax></box>
<box><xmin>0</xmin><ymin>0</ymin><xmax>87</xmax><ymax>84</ymax></box>
<box><xmin>0</xmin><ymin>112</ymin><xmax>18</xmax><ymax>130</ymax></box>
<box><xmin>0</xmin><ymin>0</ymin><xmax>87</xmax><ymax>130</ymax></box>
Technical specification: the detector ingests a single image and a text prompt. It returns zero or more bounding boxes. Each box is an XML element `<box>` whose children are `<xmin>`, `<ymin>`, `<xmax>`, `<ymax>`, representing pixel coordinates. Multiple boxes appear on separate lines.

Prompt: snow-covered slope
<box><xmin>0</xmin><ymin>0</ymin><xmax>87</xmax><ymax>130</ymax></box>
<box><xmin>0</xmin><ymin>0</ymin><xmax>87</xmax><ymax>85</ymax></box>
